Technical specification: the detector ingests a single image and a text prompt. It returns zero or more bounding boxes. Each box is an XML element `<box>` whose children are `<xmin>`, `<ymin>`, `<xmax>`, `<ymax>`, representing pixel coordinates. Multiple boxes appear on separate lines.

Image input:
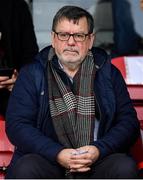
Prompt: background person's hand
<box><xmin>0</xmin><ymin>69</ymin><xmax>18</xmax><ymax>91</ymax></box>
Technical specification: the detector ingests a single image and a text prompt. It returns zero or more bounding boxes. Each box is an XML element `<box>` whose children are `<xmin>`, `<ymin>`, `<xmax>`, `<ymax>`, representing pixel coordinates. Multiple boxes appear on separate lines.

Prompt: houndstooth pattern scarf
<box><xmin>47</xmin><ymin>47</ymin><xmax>96</xmax><ymax>148</ymax></box>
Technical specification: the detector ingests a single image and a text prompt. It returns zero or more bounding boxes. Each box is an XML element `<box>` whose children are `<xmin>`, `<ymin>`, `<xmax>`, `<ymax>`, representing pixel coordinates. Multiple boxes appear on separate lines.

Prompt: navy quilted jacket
<box><xmin>6</xmin><ymin>46</ymin><xmax>140</xmax><ymax>168</ymax></box>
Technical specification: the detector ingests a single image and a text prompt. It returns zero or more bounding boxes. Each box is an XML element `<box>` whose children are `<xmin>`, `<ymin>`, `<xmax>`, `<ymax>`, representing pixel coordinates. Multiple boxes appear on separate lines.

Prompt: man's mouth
<box><xmin>64</xmin><ymin>49</ymin><xmax>78</xmax><ymax>54</ymax></box>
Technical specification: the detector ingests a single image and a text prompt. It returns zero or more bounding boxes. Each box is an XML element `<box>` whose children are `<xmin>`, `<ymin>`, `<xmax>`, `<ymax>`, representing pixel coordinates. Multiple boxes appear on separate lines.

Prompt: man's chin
<box><xmin>64</xmin><ymin>57</ymin><xmax>79</xmax><ymax>63</ymax></box>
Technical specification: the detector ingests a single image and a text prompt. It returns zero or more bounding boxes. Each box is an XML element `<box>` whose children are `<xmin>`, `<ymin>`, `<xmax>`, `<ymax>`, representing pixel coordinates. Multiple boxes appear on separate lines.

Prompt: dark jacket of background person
<box><xmin>0</xmin><ymin>0</ymin><xmax>39</xmax><ymax>115</ymax></box>
<box><xmin>6</xmin><ymin>46</ymin><xmax>140</xmax><ymax>170</ymax></box>
<box><xmin>111</xmin><ymin>0</ymin><xmax>140</xmax><ymax>57</ymax></box>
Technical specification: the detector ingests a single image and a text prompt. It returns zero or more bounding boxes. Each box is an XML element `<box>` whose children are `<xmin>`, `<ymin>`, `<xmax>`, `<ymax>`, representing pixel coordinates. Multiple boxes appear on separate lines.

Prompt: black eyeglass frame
<box><xmin>53</xmin><ymin>31</ymin><xmax>91</xmax><ymax>42</ymax></box>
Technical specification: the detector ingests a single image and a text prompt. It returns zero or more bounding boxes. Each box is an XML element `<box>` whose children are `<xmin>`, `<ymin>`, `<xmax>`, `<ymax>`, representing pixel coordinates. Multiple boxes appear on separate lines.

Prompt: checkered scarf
<box><xmin>47</xmin><ymin>47</ymin><xmax>96</xmax><ymax>148</ymax></box>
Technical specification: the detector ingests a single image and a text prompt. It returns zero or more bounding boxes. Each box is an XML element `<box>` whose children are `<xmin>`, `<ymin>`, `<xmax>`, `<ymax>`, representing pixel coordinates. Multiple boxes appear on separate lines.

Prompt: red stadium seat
<box><xmin>112</xmin><ymin>56</ymin><xmax>143</xmax><ymax>85</ymax></box>
<box><xmin>112</xmin><ymin>56</ymin><xmax>127</xmax><ymax>79</ymax></box>
<box><xmin>0</xmin><ymin>116</ymin><xmax>14</xmax><ymax>178</ymax></box>
<box><xmin>128</xmin><ymin>85</ymin><xmax>143</xmax><ymax>174</ymax></box>
<box><xmin>112</xmin><ymin>56</ymin><xmax>143</xmax><ymax>177</ymax></box>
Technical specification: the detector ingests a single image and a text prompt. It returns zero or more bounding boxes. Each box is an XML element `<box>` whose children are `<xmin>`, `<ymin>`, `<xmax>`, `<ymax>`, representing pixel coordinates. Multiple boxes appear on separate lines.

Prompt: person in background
<box><xmin>140</xmin><ymin>0</ymin><xmax>143</xmax><ymax>10</ymax></box>
<box><xmin>5</xmin><ymin>5</ymin><xmax>140</xmax><ymax>179</ymax></box>
<box><xmin>0</xmin><ymin>0</ymin><xmax>38</xmax><ymax>116</ymax></box>
<box><xmin>111</xmin><ymin>0</ymin><xmax>140</xmax><ymax>58</ymax></box>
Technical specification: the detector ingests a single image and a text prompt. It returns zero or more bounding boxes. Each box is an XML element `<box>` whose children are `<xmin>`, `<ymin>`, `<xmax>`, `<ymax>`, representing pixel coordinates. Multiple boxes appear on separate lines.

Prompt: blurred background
<box><xmin>25</xmin><ymin>0</ymin><xmax>143</xmax><ymax>57</ymax></box>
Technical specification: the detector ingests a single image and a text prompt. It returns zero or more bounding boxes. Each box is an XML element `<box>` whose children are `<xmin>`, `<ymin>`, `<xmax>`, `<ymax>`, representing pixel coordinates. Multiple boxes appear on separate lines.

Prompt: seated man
<box><xmin>5</xmin><ymin>5</ymin><xmax>140</xmax><ymax>179</ymax></box>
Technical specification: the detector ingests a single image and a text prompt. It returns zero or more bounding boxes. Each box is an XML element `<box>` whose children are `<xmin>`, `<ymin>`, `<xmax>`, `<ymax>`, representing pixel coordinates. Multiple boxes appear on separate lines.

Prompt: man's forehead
<box><xmin>57</xmin><ymin>17</ymin><xmax>87</xmax><ymax>25</ymax></box>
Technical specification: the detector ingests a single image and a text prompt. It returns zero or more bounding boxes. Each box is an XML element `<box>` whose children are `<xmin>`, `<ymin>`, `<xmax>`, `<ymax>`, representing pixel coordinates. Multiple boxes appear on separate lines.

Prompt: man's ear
<box><xmin>89</xmin><ymin>33</ymin><xmax>95</xmax><ymax>49</ymax></box>
<box><xmin>51</xmin><ymin>31</ymin><xmax>55</xmax><ymax>48</ymax></box>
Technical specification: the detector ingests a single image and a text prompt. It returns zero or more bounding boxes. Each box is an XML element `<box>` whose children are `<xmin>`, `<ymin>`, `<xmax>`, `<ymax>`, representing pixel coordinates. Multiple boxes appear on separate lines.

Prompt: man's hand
<box><xmin>56</xmin><ymin>148</ymin><xmax>79</xmax><ymax>169</ymax></box>
<box><xmin>0</xmin><ymin>69</ymin><xmax>18</xmax><ymax>91</ymax></box>
<box><xmin>69</xmin><ymin>145</ymin><xmax>100</xmax><ymax>172</ymax></box>
<box><xmin>57</xmin><ymin>145</ymin><xmax>100</xmax><ymax>173</ymax></box>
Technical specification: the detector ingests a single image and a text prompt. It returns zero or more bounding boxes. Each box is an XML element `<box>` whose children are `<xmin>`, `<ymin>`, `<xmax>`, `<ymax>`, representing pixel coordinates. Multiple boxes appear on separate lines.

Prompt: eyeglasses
<box><xmin>53</xmin><ymin>31</ymin><xmax>90</xmax><ymax>42</ymax></box>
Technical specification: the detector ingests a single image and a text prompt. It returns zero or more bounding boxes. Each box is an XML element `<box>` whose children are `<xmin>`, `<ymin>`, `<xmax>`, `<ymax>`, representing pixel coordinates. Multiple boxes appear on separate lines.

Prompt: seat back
<box><xmin>112</xmin><ymin>56</ymin><xmax>143</xmax><ymax>84</ymax></box>
<box><xmin>0</xmin><ymin>116</ymin><xmax>14</xmax><ymax>178</ymax></box>
<box><xmin>128</xmin><ymin>86</ymin><xmax>143</xmax><ymax>172</ymax></box>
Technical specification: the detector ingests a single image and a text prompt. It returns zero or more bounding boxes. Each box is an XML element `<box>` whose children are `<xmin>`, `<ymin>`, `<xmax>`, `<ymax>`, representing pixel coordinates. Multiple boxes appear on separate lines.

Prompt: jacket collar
<box><xmin>91</xmin><ymin>47</ymin><xmax>109</xmax><ymax>70</ymax></box>
<box><xmin>37</xmin><ymin>45</ymin><xmax>109</xmax><ymax>70</ymax></box>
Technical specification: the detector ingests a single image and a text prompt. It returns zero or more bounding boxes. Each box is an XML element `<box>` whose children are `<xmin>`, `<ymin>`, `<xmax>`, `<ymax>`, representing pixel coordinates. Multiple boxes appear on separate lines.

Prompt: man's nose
<box><xmin>67</xmin><ymin>35</ymin><xmax>76</xmax><ymax>45</ymax></box>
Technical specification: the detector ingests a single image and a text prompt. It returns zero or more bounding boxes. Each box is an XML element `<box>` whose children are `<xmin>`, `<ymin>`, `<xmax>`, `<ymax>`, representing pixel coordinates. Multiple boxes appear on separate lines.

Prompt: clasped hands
<box><xmin>57</xmin><ymin>145</ymin><xmax>100</xmax><ymax>173</ymax></box>
<box><xmin>0</xmin><ymin>69</ymin><xmax>18</xmax><ymax>91</ymax></box>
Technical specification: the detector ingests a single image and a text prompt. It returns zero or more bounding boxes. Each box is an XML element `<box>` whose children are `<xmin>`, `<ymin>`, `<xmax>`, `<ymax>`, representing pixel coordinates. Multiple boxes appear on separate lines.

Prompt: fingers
<box><xmin>70</xmin><ymin>154</ymin><xmax>92</xmax><ymax>167</ymax></box>
<box><xmin>57</xmin><ymin>148</ymin><xmax>78</xmax><ymax>169</ymax></box>
<box><xmin>0</xmin><ymin>76</ymin><xmax>9</xmax><ymax>89</ymax></box>
<box><xmin>0</xmin><ymin>81</ymin><xmax>14</xmax><ymax>91</ymax></box>
<box><xmin>12</xmin><ymin>69</ymin><xmax>18</xmax><ymax>78</ymax></box>
<box><xmin>0</xmin><ymin>70</ymin><xmax>17</xmax><ymax>85</ymax></box>
<box><xmin>0</xmin><ymin>69</ymin><xmax>18</xmax><ymax>91</ymax></box>
<box><xmin>70</xmin><ymin>166</ymin><xmax>91</xmax><ymax>172</ymax></box>
<box><xmin>0</xmin><ymin>77</ymin><xmax>15</xmax><ymax>85</ymax></box>
<box><xmin>57</xmin><ymin>147</ymin><xmax>98</xmax><ymax>173</ymax></box>
<box><xmin>69</xmin><ymin>163</ymin><xmax>91</xmax><ymax>173</ymax></box>
<box><xmin>0</xmin><ymin>76</ymin><xmax>9</xmax><ymax>81</ymax></box>
<box><xmin>7</xmin><ymin>84</ymin><xmax>13</xmax><ymax>92</ymax></box>
<box><xmin>69</xmin><ymin>158</ymin><xmax>91</xmax><ymax>172</ymax></box>
<box><xmin>68</xmin><ymin>152</ymin><xmax>93</xmax><ymax>173</ymax></box>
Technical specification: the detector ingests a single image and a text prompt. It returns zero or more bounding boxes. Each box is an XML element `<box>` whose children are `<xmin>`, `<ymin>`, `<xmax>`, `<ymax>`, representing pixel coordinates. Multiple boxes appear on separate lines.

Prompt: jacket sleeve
<box><xmin>94</xmin><ymin>65</ymin><xmax>140</xmax><ymax>159</ymax></box>
<box><xmin>5</xmin><ymin>64</ymin><xmax>64</xmax><ymax>163</ymax></box>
